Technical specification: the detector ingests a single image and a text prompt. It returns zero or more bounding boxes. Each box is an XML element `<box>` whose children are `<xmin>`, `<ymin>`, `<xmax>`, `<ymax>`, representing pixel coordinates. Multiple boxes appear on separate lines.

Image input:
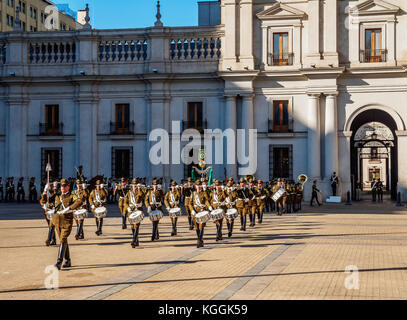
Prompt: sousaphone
<box><xmin>298</xmin><ymin>174</ymin><xmax>308</xmax><ymax>185</ymax></box>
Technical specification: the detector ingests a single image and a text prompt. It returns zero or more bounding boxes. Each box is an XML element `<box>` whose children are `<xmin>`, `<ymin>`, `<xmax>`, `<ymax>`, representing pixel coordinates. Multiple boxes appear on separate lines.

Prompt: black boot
<box><xmin>75</xmin><ymin>224</ymin><xmax>80</xmax><ymax>240</ymax></box>
<box><xmin>188</xmin><ymin>216</ymin><xmax>194</xmax><ymax>230</ymax></box>
<box><xmin>156</xmin><ymin>225</ymin><xmax>160</xmax><ymax>240</ymax></box>
<box><xmin>218</xmin><ymin>222</ymin><xmax>223</xmax><ymax>240</ymax></box>
<box><xmin>174</xmin><ymin>220</ymin><xmax>177</xmax><ymax>235</ymax></box>
<box><xmin>46</xmin><ymin>225</ymin><xmax>55</xmax><ymax>246</ymax></box>
<box><xmin>79</xmin><ymin>223</ymin><xmax>84</xmax><ymax>239</ymax></box>
<box><xmin>96</xmin><ymin>219</ymin><xmax>103</xmax><ymax>236</ymax></box>
<box><xmin>252</xmin><ymin>214</ymin><xmax>256</xmax><ymax>227</ymax></box>
<box><xmin>131</xmin><ymin>228</ymin><xmax>139</xmax><ymax>248</ymax></box>
<box><xmin>63</xmin><ymin>244</ymin><xmax>71</xmax><ymax>268</ymax></box>
<box><xmin>249</xmin><ymin>214</ymin><xmax>253</xmax><ymax>227</ymax></box>
<box><xmin>257</xmin><ymin>212</ymin><xmax>261</xmax><ymax>221</ymax></box>
<box><xmin>122</xmin><ymin>215</ymin><xmax>127</xmax><ymax>229</ymax></box>
<box><xmin>240</xmin><ymin>216</ymin><xmax>244</xmax><ymax>231</ymax></box>
<box><xmin>55</xmin><ymin>243</ymin><xmax>67</xmax><ymax>270</ymax></box>
<box><xmin>227</xmin><ymin>222</ymin><xmax>231</xmax><ymax>238</ymax></box>
<box><xmin>151</xmin><ymin>223</ymin><xmax>157</xmax><ymax>241</ymax></box>
<box><xmin>199</xmin><ymin>229</ymin><xmax>204</xmax><ymax>247</ymax></box>
<box><xmin>242</xmin><ymin>215</ymin><xmax>246</xmax><ymax>231</ymax></box>
<box><xmin>216</xmin><ymin>224</ymin><xmax>221</xmax><ymax>241</ymax></box>
<box><xmin>171</xmin><ymin>221</ymin><xmax>176</xmax><ymax>236</ymax></box>
<box><xmin>259</xmin><ymin>211</ymin><xmax>263</xmax><ymax>224</ymax></box>
<box><xmin>229</xmin><ymin>220</ymin><xmax>234</xmax><ymax>237</ymax></box>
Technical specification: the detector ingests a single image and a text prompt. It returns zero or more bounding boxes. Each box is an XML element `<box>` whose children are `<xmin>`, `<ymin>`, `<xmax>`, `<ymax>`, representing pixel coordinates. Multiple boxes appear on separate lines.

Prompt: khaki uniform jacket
<box><xmin>124</xmin><ymin>189</ymin><xmax>145</xmax><ymax>213</ymax></box>
<box><xmin>52</xmin><ymin>192</ymin><xmax>84</xmax><ymax>243</ymax></box>
<box><xmin>89</xmin><ymin>189</ymin><xmax>108</xmax><ymax>210</ymax></box>
<box><xmin>188</xmin><ymin>190</ymin><xmax>211</xmax><ymax>213</ymax></box>
<box><xmin>224</xmin><ymin>189</ymin><xmax>238</xmax><ymax>209</ymax></box>
<box><xmin>145</xmin><ymin>189</ymin><xmax>164</xmax><ymax>211</ymax></box>
<box><xmin>254</xmin><ymin>187</ymin><xmax>270</xmax><ymax>206</ymax></box>
<box><xmin>182</xmin><ymin>186</ymin><xmax>193</xmax><ymax>206</ymax></box>
<box><xmin>72</xmin><ymin>189</ymin><xmax>89</xmax><ymax>210</ymax></box>
<box><xmin>210</xmin><ymin>190</ymin><xmax>227</xmax><ymax>211</ymax></box>
<box><xmin>235</xmin><ymin>187</ymin><xmax>251</xmax><ymax>208</ymax></box>
<box><xmin>116</xmin><ymin>185</ymin><xmax>130</xmax><ymax>208</ymax></box>
<box><xmin>164</xmin><ymin>190</ymin><xmax>182</xmax><ymax>209</ymax></box>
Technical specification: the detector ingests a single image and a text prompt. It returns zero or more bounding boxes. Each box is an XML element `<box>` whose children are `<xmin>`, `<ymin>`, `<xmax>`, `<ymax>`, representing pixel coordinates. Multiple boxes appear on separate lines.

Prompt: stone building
<box><xmin>1</xmin><ymin>0</ymin><xmax>407</xmax><ymax>201</ymax></box>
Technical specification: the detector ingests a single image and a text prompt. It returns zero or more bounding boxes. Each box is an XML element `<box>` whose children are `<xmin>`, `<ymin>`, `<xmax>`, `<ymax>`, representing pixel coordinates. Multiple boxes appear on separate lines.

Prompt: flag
<box><xmin>191</xmin><ymin>168</ymin><xmax>196</xmax><ymax>182</ymax></box>
<box><xmin>208</xmin><ymin>169</ymin><xmax>213</xmax><ymax>186</ymax></box>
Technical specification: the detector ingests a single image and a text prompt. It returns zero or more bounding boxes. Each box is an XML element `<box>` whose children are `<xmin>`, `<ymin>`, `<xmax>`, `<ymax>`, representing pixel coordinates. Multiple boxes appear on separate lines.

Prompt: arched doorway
<box><xmin>350</xmin><ymin>109</ymin><xmax>398</xmax><ymax>200</ymax></box>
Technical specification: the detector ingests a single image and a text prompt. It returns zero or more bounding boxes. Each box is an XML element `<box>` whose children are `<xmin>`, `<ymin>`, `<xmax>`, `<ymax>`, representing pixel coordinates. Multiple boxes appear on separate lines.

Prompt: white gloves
<box><xmin>166</xmin><ymin>207</ymin><xmax>170</xmax><ymax>211</ymax></box>
<box><xmin>127</xmin><ymin>207</ymin><xmax>132</xmax><ymax>213</ymax></box>
<box><xmin>42</xmin><ymin>204</ymin><xmax>47</xmax><ymax>210</ymax></box>
<box><xmin>43</xmin><ymin>183</ymin><xmax>50</xmax><ymax>194</ymax></box>
<box><xmin>91</xmin><ymin>205</ymin><xmax>95</xmax><ymax>210</ymax></box>
<box><xmin>209</xmin><ymin>206</ymin><xmax>213</xmax><ymax>211</ymax></box>
<box><xmin>147</xmin><ymin>206</ymin><xmax>152</xmax><ymax>213</ymax></box>
<box><xmin>191</xmin><ymin>210</ymin><xmax>196</xmax><ymax>216</ymax></box>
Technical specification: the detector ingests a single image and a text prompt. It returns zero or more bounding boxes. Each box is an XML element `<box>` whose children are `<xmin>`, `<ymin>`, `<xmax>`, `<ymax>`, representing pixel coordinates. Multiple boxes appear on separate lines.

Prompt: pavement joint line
<box><xmin>211</xmin><ymin>243</ymin><xmax>292</xmax><ymax>300</ymax></box>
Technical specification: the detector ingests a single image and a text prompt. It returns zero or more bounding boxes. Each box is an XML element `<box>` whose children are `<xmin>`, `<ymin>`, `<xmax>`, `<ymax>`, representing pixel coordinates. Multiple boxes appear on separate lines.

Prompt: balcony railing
<box><xmin>110</xmin><ymin>121</ymin><xmax>135</xmax><ymax>135</ymax></box>
<box><xmin>268</xmin><ymin>119</ymin><xmax>294</xmax><ymax>133</ymax></box>
<box><xmin>360</xmin><ymin>49</ymin><xmax>387</xmax><ymax>63</ymax></box>
<box><xmin>182</xmin><ymin>120</ymin><xmax>208</xmax><ymax>133</ymax></box>
<box><xmin>39</xmin><ymin>123</ymin><xmax>64</xmax><ymax>136</ymax></box>
<box><xmin>268</xmin><ymin>53</ymin><xmax>294</xmax><ymax>66</ymax></box>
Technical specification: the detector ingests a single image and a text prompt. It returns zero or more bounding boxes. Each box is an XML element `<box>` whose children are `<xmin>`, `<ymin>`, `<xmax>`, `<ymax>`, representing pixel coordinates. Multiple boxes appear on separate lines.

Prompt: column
<box><xmin>224</xmin><ymin>95</ymin><xmax>237</xmax><ymax>179</ymax></box>
<box><xmin>324</xmin><ymin>93</ymin><xmax>338</xmax><ymax>178</ymax></box>
<box><xmin>323</xmin><ymin>0</ymin><xmax>338</xmax><ymax>65</ymax></box>
<box><xmin>221</xmin><ymin>0</ymin><xmax>237</xmax><ymax>68</ymax></box>
<box><xmin>307</xmin><ymin>94</ymin><xmax>321</xmax><ymax>178</ymax></box>
<box><xmin>239</xmin><ymin>0</ymin><xmax>254</xmax><ymax>69</ymax></box>
<box><xmin>396</xmin><ymin>131</ymin><xmax>407</xmax><ymax>202</ymax></box>
<box><xmin>305</xmin><ymin>0</ymin><xmax>321</xmax><ymax>66</ymax></box>
<box><xmin>241</xmin><ymin>94</ymin><xmax>254</xmax><ymax>153</ymax></box>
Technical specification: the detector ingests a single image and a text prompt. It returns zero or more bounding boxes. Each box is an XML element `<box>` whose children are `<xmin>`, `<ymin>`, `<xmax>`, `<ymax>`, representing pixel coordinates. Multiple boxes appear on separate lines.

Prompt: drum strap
<box><xmin>170</xmin><ymin>192</ymin><xmax>178</xmax><ymax>206</ymax></box>
<box><xmin>59</xmin><ymin>196</ymin><xmax>66</xmax><ymax>210</ymax></box>
<box><xmin>194</xmin><ymin>192</ymin><xmax>204</xmax><ymax>209</ymax></box>
<box><xmin>151</xmin><ymin>192</ymin><xmax>162</xmax><ymax>207</ymax></box>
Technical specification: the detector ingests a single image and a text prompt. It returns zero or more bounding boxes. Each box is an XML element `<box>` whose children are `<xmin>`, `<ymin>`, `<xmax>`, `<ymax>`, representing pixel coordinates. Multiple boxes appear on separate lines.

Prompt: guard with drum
<box><xmin>72</xmin><ymin>180</ymin><xmax>89</xmax><ymax>240</ymax></box>
<box><xmin>115</xmin><ymin>177</ymin><xmax>130</xmax><ymax>229</ymax></box>
<box><xmin>189</xmin><ymin>180</ymin><xmax>211</xmax><ymax>248</ymax></box>
<box><xmin>145</xmin><ymin>179</ymin><xmax>164</xmax><ymax>241</ymax></box>
<box><xmin>182</xmin><ymin>177</ymin><xmax>195</xmax><ymax>230</ymax></box>
<box><xmin>224</xmin><ymin>181</ymin><xmax>238</xmax><ymax>238</ymax></box>
<box><xmin>89</xmin><ymin>180</ymin><xmax>108</xmax><ymax>236</ymax></box>
<box><xmin>51</xmin><ymin>179</ymin><xmax>84</xmax><ymax>270</ymax></box>
<box><xmin>272</xmin><ymin>179</ymin><xmax>286</xmax><ymax>215</ymax></box>
<box><xmin>254</xmin><ymin>180</ymin><xmax>269</xmax><ymax>223</ymax></box>
<box><xmin>164</xmin><ymin>180</ymin><xmax>182</xmax><ymax>236</ymax></box>
<box><xmin>39</xmin><ymin>181</ymin><xmax>58</xmax><ymax>246</ymax></box>
<box><xmin>124</xmin><ymin>178</ymin><xmax>145</xmax><ymax>248</ymax></box>
<box><xmin>247</xmin><ymin>178</ymin><xmax>257</xmax><ymax>227</ymax></box>
<box><xmin>209</xmin><ymin>179</ymin><xmax>227</xmax><ymax>241</ymax></box>
<box><xmin>236</xmin><ymin>178</ymin><xmax>250</xmax><ymax>231</ymax></box>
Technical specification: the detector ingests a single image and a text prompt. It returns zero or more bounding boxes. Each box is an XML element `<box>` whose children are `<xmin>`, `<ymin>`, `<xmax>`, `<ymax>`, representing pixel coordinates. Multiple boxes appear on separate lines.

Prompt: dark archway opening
<box><xmin>350</xmin><ymin>109</ymin><xmax>398</xmax><ymax>201</ymax></box>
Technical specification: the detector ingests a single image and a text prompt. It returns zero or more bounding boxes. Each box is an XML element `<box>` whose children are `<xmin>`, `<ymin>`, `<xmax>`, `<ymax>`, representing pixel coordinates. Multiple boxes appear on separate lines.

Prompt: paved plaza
<box><xmin>1</xmin><ymin>201</ymin><xmax>407</xmax><ymax>300</ymax></box>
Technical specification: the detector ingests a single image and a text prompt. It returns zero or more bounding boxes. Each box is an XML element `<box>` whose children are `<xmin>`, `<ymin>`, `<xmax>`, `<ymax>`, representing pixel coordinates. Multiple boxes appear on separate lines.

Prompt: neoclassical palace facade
<box><xmin>1</xmin><ymin>0</ymin><xmax>407</xmax><ymax>200</ymax></box>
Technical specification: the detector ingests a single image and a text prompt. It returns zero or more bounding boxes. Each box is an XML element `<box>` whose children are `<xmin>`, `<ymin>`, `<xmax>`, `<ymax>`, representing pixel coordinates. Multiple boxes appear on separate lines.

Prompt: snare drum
<box><xmin>210</xmin><ymin>208</ymin><xmax>225</xmax><ymax>221</ymax></box>
<box><xmin>226</xmin><ymin>208</ymin><xmax>238</xmax><ymax>220</ymax></box>
<box><xmin>168</xmin><ymin>207</ymin><xmax>181</xmax><ymax>218</ymax></box>
<box><xmin>195</xmin><ymin>211</ymin><xmax>210</xmax><ymax>224</ymax></box>
<box><xmin>46</xmin><ymin>209</ymin><xmax>55</xmax><ymax>221</ymax></box>
<box><xmin>73</xmin><ymin>209</ymin><xmax>88</xmax><ymax>221</ymax></box>
<box><xmin>94</xmin><ymin>207</ymin><xmax>107</xmax><ymax>219</ymax></box>
<box><xmin>272</xmin><ymin>188</ymin><xmax>286</xmax><ymax>202</ymax></box>
<box><xmin>128</xmin><ymin>210</ymin><xmax>144</xmax><ymax>225</ymax></box>
<box><xmin>149</xmin><ymin>210</ymin><xmax>164</xmax><ymax>222</ymax></box>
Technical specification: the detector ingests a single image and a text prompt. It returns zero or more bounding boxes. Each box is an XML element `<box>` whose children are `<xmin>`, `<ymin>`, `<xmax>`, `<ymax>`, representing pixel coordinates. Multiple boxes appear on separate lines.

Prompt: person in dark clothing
<box><xmin>371</xmin><ymin>179</ymin><xmax>377</xmax><ymax>202</ymax></box>
<box><xmin>376</xmin><ymin>179</ymin><xmax>384</xmax><ymax>202</ymax></box>
<box><xmin>310</xmin><ymin>180</ymin><xmax>321</xmax><ymax>206</ymax></box>
<box><xmin>355</xmin><ymin>179</ymin><xmax>362</xmax><ymax>201</ymax></box>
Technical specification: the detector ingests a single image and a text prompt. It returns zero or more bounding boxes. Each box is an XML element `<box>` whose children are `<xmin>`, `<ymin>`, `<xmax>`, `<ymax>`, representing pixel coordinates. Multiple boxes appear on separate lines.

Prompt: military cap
<box><xmin>60</xmin><ymin>179</ymin><xmax>69</xmax><ymax>186</ymax></box>
<box><xmin>239</xmin><ymin>178</ymin><xmax>246</xmax><ymax>183</ymax></box>
<box><xmin>131</xmin><ymin>178</ymin><xmax>138</xmax><ymax>185</ymax></box>
<box><xmin>227</xmin><ymin>181</ymin><xmax>233</xmax><ymax>187</ymax></box>
<box><xmin>76</xmin><ymin>179</ymin><xmax>82</xmax><ymax>184</ymax></box>
<box><xmin>187</xmin><ymin>177</ymin><xmax>192</xmax><ymax>182</ymax></box>
<box><xmin>195</xmin><ymin>180</ymin><xmax>202</xmax><ymax>185</ymax></box>
<box><xmin>171</xmin><ymin>180</ymin><xmax>178</xmax><ymax>186</ymax></box>
<box><xmin>121</xmin><ymin>177</ymin><xmax>127</xmax><ymax>182</ymax></box>
<box><xmin>257</xmin><ymin>179</ymin><xmax>263</xmax><ymax>184</ymax></box>
<box><xmin>152</xmin><ymin>179</ymin><xmax>158</xmax><ymax>185</ymax></box>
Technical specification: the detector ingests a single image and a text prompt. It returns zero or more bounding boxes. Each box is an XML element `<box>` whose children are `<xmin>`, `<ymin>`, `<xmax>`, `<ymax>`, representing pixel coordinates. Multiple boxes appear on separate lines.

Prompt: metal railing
<box><xmin>39</xmin><ymin>123</ymin><xmax>64</xmax><ymax>136</ymax></box>
<box><xmin>268</xmin><ymin>119</ymin><xmax>294</xmax><ymax>133</ymax></box>
<box><xmin>360</xmin><ymin>49</ymin><xmax>387</xmax><ymax>63</ymax></box>
<box><xmin>110</xmin><ymin>121</ymin><xmax>135</xmax><ymax>135</ymax></box>
<box><xmin>268</xmin><ymin>53</ymin><xmax>294</xmax><ymax>66</ymax></box>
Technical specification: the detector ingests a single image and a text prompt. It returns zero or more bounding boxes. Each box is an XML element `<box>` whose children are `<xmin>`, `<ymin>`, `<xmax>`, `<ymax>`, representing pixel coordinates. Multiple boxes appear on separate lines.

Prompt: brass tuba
<box><xmin>298</xmin><ymin>174</ymin><xmax>308</xmax><ymax>185</ymax></box>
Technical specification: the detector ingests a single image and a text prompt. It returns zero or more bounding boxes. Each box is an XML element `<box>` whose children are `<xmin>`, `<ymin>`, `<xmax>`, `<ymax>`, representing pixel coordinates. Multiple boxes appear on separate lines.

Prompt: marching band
<box><xmin>38</xmin><ymin>175</ymin><xmax>305</xmax><ymax>269</ymax></box>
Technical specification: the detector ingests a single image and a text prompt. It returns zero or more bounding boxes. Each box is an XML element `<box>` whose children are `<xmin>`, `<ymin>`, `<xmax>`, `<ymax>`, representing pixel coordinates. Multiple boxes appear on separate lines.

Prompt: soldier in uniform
<box><xmin>295</xmin><ymin>183</ymin><xmax>303</xmax><ymax>212</ymax></box>
<box><xmin>247</xmin><ymin>178</ymin><xmax>257</xmax><ymax>227</ymax></box>
<box><xmin>182</xmin><ymin>177</ymin><xmax>195</xmax><ymax>230</ymax></box>
<box><xmin>377</xmin><ymin>178</ymin><xmax>384</xmax><ymax>202</ymax></box>
<box><xmin>330</xmin><ymin>172</ymin><xmax>339</xmax><ymax>196</ymax></box>
<box><xmin>209</xmin><ymin>179</ymin><xmax>227</xmax><ymax>241</ymax></box>
<box><xmin>39</xmin><ymin>181</ymin><xmax>58</xmax><ymax>246</ymax></box>
<box><xmin>371</xmin><ymin>179</ymin><xmax>377</xmax><ymax>202</ymax></box>
<box><xmin>236</xmin><ymin>178</ymin><xmax>250</xmax><ymax>231</ymax></box>
<box><xmin>272</xmin><ymin>178</ymin><xmax>285</xmax><ymax>215</ymax></box>
<box><xmin>310</xmin><ymin>180</ymin><xmax>322</xmax><ymax>206</ymax></box>
<box><xmin>16</xmin><ymin>177</ymin><xmax>25</xmax><ymax>202</ymax></box>
<box><xmin>0</xmin><ymin>177</ymin><xmax>3</xmax><ymax>202</ymax></box>
<box><xmin>107</xmin><ymin>177</ymin><xmax>114</xmax><ymax>204</ymax></box>
<box><xmin>9</xmin><ymin>177</ymin><xmax>15</xmax><ymax>202</ymax></box>
<box><xmin>50</xmin><ymin>179</ymin><xmax>84</xmax><ymax>270</ymax></box>
<box><xmin>29</xmin><ymin>177</ymin><xmax>37</xmax><ymax>203</ymax></box>
<box><xmin>124</xmin><ymin>178</ymin><xmax>145</xmax><ymax>247</ymax></box>
<box><xmin>286</xmin><ymin>181</ymin><xmax>296</xmax><ymax>213</ymax></box>
<box><xmin>164</xmin><ymin>180</ymin><xmax>182</xmax><ymax>236</ymax></box>
<box><xmin>254</xmin><ymin>180</ymin><xmax>269</xmax><ymax>223</ymax></box>
<box><xmin>115</xmin><ymin>177</ymin><xmax>130</xmax><ymax>229</ymax></box>
<box><xmin>224</xmin><ymin>181</ymin><xmax>237</xmax><ymax>237</ymax></box>
<box><xmin>89</xmin><ymin>180</ymin><xmax>108</xmax><ymax>236</ymax></box>
<box><xmin>72</xmin><ymin>180</ymin><xmax>89</xmax><ymax>240</ymax></box>
<box><xmin>189</xmin><ymin>180</ymin><xmax>211</xmax><ymax>247</ymax></box>
<box><xmin>145</xmin><ymin>179</ymin><xmax>164</xmax><ymax>241</ymax></box>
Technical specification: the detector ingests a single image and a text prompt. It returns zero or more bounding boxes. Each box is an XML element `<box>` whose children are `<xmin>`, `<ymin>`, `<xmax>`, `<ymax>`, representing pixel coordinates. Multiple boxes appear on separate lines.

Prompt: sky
<box><xmin>52</xmin><ymin>0</ymin><xmax>199</xmax><ymax>29</ymax></box>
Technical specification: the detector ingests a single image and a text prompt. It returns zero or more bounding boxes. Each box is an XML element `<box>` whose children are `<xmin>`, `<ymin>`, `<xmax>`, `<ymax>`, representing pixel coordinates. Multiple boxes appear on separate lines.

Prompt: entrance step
<box><xmin>326</xmin><ymin>196</ymin><xmax>342</xmax><ymax>203</ymax></box>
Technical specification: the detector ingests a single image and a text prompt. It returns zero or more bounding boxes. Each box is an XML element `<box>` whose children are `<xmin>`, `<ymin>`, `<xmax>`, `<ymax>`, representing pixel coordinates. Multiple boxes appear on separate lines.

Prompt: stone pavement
<box><xmin>1</xmin><ymin>201</ymin><xmax>407</xmax><ymax>300</ymax></box>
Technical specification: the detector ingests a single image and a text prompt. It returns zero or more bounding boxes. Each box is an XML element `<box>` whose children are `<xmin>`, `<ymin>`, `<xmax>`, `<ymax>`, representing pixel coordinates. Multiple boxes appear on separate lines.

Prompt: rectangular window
<box><xmin>365</xmin><ymin>28</ymin><xmax>382</xmax><ymax>62</ymax></box>
<box><xmin>30</xmin><ymin>6</ymin><xmax>32</xmax><ymax>17</ymax></box>
<box><xmin>272</xmin><ymin>100</ymin><xmax>289</xmax><ymax>132</ymax></box>
<box><xmin>112</xmin><ymin>147</ymin><xmax>133</xmax><ymax>179</ymax></box>
<box><xmin>187</xmin><ymin>102</ymin><xmax>203</xmax><ymax>130</ymax></box>
<box><xmin>273</xmin><ymin>32</ymin><xmax>289</xmax><ymax>65</ymax></box>
<box><xmin>33</xmin><ymin>8</ymin><xmax>37</xmax><ymax>19</ymax></box>
<box><xmin>114</xmin><ymin>103</ymin><xmax>130</xmax><ymax>134</ymax></box>
<box><xmin>10</xmin><ymin>15</ymin><xmax>13</xmax><ymax>26</ymax></box>
<box><xmin>22</xmin><ymin>2</ymin><xmax>26</xmax><ymax>13</ymax></box>
<box><xmin>269</xmin><ymin>145</ymin><xmax>293</xmax><ymax>180</ymax></box>
<box><xmin>41</xmin><ymin>148</ymin><xmax>62</xmax><ymax>182</ymax></box>
<box><xmin>6</xmin><ymin>14</ymin><xmax>9</xmax><ymax>26</ymax></box>
<box><xmin>22</xmin><ymin>21</ymin><xmax>25</xmax><ymax>30</ymax></box>
<box><xmin>45</xmin><ymin>104</ymin><xmax>59</xmax><ymax>134</ymax></box>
